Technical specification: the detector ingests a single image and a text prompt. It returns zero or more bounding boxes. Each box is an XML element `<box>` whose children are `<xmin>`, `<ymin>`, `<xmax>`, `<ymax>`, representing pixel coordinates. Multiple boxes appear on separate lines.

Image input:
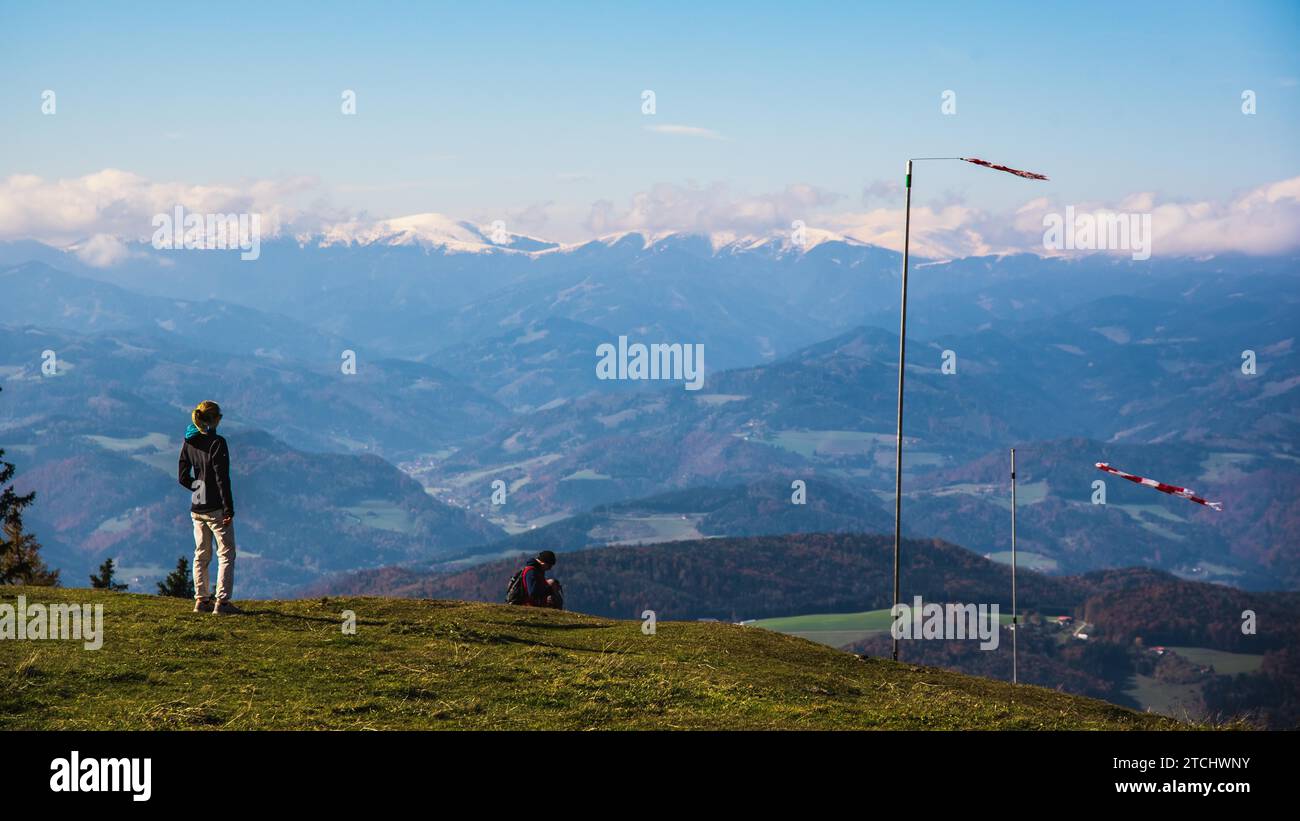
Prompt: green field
<box><xmin>0</xmin><ymin>587</ymin><xmax>1184</xmax><ymax>730</ymax></box>
<box><xmin>559</xmin><ymin>469</ymin><xmax>613</xmax><ymax>481</ymax></box>
<box><xmin>1124</xmin><ymin>674</ymin><xmax>1206</xmax><ymax>721</ymax></box>
<box><xmin>1172</xmin><ymin>563</ymin><xmax>1247</xmax><ymax>584</ymax></box>
<box><xmin>85</xmin><ymin>432</ymin><xmax>173</xmax><ymax>452</ymax></box>
<box><xmin>988</xmin><ymin>480</ymin><xmax>1049</xmax><ymax>508</ymax></box>
<box><xmin>91</xmin><ymin>511</ymin><xmax>136</xmax><ymax>536</ymax></box>
<box><xmin>1199</xmin><ymin>451</ymin><xmax>1255</xmax><ymax>479</ymax></box>
<box><xmin>694</xmin><ymin>393</ymin><xmax>747</xmax><ymax>406</ymax></box>
<box><xmin>766</xmin><ymin>430</ymin><xmax>892</xmax><ymax>458</ymax></box>
<box><xmin>596</xmin><ymin>513</ymin><xmax>707</xmax><ymax>545</ymax></box>
<box><xmin>987</xmin><ymin>551</ymin><xmax>1059</xmax><ymax>573</ymax></box>
<box><xmin>1116</xmin><ymin>502</ymin><xmax>1187</xmax><ymax>524</ymax></box>
<box><xmin>341</xmin><ymin>499</ymin><xmax>414</xmax><ymax>534</ymax></box>
<box><xmin>752</xmin><ymin>609</ymin><xmax>898</xmax><ymax>648</ymax></box>
<box><xmin>494</xmin><ymin>510</ymin><xmax>571</xmax><ymax>535</ymax></box>
<box><xmin>1166</xmin><ymin>646</ymin><xmax>1264</xmax><ymax>676</ymax></box>
<box><xmin>85</xmin><ymin>432</ymin><xmax>177</xmax><ymax>475</ymax></box>
<box><xmin>1122</xmin><ymin>646</ymin><xmax>1266</xmax><ymax>721</ymax></box>
<box><xmin>752</xmin><ymin>608</ymin><xmax>1017</xmax><ymax>649</ymax></box>
<box><xmin>130</xmin><ymin>449</ymin><xmax>178</xmax><ymax>474</ymax></box>
<box><xmin>1112</xmin><ymin>502</ymin><xmax>1193</xmax><ymax>542</ymax></box>
<box><xmin>891</xmin><ymin>481</ymin><xmax>1051</xmax><ymax>511</ymax></box>
<box><xmin>440</xmin><ymin>453</ymin><xmax>562</xmax><ymax>491</ymax></box>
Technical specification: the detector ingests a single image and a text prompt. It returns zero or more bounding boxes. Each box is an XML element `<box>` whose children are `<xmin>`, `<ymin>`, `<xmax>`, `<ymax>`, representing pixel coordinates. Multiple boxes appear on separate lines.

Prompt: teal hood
<box><xmin>185</xmin><ymin>423</ymin><xmax>204</xmax><ymax>440</ymax></box>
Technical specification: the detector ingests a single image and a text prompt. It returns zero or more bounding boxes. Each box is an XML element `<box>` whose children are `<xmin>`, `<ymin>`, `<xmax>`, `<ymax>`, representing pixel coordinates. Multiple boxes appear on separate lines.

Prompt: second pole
<box><xmin>1011</xmin><ymin>447</ymin><xmax>1018</xmax><ymax>684</ymax></box>
<box><xmin>891</xmin><ymin>160</ymin><xmax>913</xmax><ymax>663</ymax></box>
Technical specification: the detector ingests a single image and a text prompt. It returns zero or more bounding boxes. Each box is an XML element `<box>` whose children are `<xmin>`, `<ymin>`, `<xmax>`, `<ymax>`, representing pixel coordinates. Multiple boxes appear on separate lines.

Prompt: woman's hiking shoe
<box><xmin>193</xmin><ymin>598</ymin><xmax>213</xmax><ymax>613</ymax></box>
<box><xmin>212</xmin><ymin>600</ymin><xmax>241</xmax><ymax>615</ymax></box>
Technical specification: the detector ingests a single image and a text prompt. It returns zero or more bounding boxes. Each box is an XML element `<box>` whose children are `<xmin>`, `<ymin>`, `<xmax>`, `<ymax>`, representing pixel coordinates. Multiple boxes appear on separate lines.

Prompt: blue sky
<box><xmin>1</xmin><ymin>0</ymin><xmax>1298</xmax><ymax>247</ymax></box>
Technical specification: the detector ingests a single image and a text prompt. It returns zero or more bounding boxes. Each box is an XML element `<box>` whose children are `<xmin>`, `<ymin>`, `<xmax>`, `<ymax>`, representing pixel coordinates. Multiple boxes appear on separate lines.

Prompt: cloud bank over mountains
<box><xmin>3</xmin><ymin>168</ymin><xmax>1298</xmax><ymax>265</ymax></box>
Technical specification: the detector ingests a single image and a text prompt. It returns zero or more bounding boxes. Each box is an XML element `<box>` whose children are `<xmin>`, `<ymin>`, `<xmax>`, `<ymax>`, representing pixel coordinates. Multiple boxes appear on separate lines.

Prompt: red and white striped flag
<box><xmin>1095</xmin><ymin>463</ymin><xmax>1223</xmax><ymax>511</ymax></box>
<box><xmin>961</xmin><ymin>157</ymin><xmax>1049</xmax><ymax>181</ymax></box>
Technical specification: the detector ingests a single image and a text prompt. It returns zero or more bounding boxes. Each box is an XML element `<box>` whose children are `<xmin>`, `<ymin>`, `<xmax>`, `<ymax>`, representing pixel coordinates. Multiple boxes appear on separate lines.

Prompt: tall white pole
<box><xmin>891</xmin><ymin>160</ymin><xmax>913</xmax><ymax>663</ymax></box>
<box><xmin>1011</xmin><ymin>447</ymin><xmax>1018</xmax><ymax>685</ymax></box>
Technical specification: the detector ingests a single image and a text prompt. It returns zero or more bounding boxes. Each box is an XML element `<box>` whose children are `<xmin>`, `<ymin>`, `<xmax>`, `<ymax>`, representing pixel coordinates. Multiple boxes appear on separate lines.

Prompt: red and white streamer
<box><xmin>961</xmin><ymin>157</ymin><xmax>1049</xmax><ymax>181</ymax></box>
<box><xmin>1095</xmin><ymin>463</ymin><xmax>1223</xmax><ymax>511</ymax></box>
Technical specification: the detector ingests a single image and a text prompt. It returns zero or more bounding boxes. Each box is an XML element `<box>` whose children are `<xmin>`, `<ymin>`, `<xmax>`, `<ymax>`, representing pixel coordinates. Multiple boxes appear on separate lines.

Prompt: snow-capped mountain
<box><xmin>314</xmin><ymin>212</ymin><xmax>558</xmax><ymax>253</ymax></box>
<box><xmin>543</xmin><ymin>226</ymin><xmax>865</xmax><ymax>256</ymax></box>
<box><xmin>308</xmin><ymin>213</ymin><xmax>862</xmax><ymax>257</ymax></box>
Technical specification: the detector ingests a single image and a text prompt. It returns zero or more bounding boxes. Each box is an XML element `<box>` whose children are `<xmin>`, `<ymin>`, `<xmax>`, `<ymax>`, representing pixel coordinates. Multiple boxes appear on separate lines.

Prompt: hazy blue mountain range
<box><xmin>0</xmin><ymin>322</ymin><xmax>509</xmax><ymax>458</ymax></box>
<box><xmin>0</xmin><ymin>262</ymin><xmax>352</xmax><ymax>362</ymax></box>
<box><xmin>1</xmin><ymin>233</ymin><xmax>1296</xmax><ymax>592</ymax></box>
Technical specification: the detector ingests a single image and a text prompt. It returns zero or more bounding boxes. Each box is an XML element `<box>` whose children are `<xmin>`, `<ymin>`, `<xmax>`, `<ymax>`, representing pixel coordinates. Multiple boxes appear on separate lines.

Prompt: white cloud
<box><xmin>1145</xmin><ymin>176</ymin><xmax>1300</xmax><ymax>256</ymax></box>
<box><xmin>72</xmin><ymin>233</ymin><xmax>133</xmax><ymax>268</ymax></box>
<box><xmin>826</xmin><ymin>176</ymin><xmax>1300</xmax><ymax>259</ymax></box>
<box><xmin>586</xmin><ymin>182</ymin><xmax>840</xmax><ymax>236</ymax></box>
<box><xmin>0</xmin><ymin>169</ymin><xmax>323</xmax><ymax>248</ymax></box>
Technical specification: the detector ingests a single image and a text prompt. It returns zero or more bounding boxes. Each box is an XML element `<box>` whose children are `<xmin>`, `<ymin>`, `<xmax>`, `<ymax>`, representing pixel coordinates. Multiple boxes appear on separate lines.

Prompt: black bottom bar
<box><xmin>2</xmin><ymin>729</ymin><xmax>1286</xmax><ymax>809</ymax></box>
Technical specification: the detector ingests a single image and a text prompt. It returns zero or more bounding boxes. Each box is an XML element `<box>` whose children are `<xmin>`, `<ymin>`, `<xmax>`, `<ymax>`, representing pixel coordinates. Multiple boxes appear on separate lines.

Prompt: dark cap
<box><xmin>537</xmin><ymin>550</ymin><xmax>557</xmax><ymax>566</ymax></box>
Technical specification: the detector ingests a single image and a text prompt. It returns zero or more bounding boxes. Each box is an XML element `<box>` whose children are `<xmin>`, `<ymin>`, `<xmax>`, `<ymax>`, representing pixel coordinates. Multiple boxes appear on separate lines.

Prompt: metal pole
<box><xmin>891</xmin><ymin>160</ymin><xmax>912</xmax><ymax>663</ymax></box>
<box><xmin>1011</xmin><ymin>447</ymin><xmax>1018</xmax><ymax>684</ymax></box>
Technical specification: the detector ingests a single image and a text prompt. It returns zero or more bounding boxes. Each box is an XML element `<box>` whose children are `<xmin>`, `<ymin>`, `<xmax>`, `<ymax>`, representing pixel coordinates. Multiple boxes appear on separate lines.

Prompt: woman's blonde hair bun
<box><xmin>192</xmin><ymin>400</ymin><xmax>222</xmax><ymax>432</ymax></box>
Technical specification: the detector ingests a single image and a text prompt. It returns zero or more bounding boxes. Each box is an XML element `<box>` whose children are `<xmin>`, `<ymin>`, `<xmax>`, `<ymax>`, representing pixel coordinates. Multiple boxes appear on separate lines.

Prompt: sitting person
<box><xmin>506</xmin><ymin>550</ymin><xmax>562</xmax><ymax>609</ymax></box>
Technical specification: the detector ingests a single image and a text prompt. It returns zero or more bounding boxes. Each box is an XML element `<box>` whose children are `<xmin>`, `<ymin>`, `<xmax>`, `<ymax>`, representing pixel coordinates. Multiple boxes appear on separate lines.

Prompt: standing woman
<box><xmin>178</xmin><ymin>401</ymin><xmax>238</xmax><ymax>614</ymax></box>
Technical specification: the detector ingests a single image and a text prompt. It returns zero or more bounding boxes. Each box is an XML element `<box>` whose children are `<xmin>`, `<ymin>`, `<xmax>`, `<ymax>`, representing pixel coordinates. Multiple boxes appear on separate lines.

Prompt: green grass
<box><xmin>0</xmin><ymin>586</ymin><xmax>1188</xmax><ymax>730</ymax></box>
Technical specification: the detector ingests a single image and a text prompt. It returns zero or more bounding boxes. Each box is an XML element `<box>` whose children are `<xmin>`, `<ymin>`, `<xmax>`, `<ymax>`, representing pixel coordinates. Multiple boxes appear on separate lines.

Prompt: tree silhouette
<box><xmin>156</xmin><ymin>556</ymin><xmax>194</xmax><ymax>598</ymax></box>
<box><xmin>0</xmin><ymin>519</ymin><xmax>59</xmax><ymax>586</ymax></box>
<box><xmin>0</xmin><ymin>386</ymin><xmax>58</xmax><ymax>585</ymax></box>
<box><xmin>90</xmin><ymin>557</ymin><xmax>128</xmax><ymax>591</ymax></box>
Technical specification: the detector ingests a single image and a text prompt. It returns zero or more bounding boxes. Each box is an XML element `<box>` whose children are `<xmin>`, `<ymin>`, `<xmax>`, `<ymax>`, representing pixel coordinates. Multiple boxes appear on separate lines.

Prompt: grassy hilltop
<box><xmin>0</xmin><ymin>586</ymin><xmax>1187</xmax><ymax>730</ymax></box>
